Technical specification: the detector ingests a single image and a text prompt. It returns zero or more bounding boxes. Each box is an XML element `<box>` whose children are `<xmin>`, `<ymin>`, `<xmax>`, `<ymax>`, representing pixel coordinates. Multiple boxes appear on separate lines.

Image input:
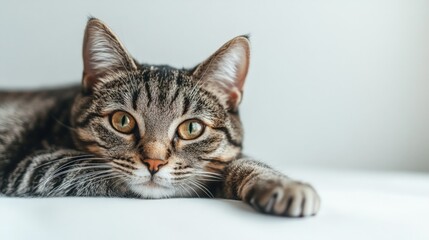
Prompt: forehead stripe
<box><xmin>132</xmin><ymin>88</ymin><xmax>140</xmax><ymax>111</ymax></box>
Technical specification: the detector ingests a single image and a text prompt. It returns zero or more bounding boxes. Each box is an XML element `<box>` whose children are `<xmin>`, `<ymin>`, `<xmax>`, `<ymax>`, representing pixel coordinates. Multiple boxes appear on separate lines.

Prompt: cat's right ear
<box><xmin>82</xmin><ymin>18</ymin><xmax>137</xmax><ymax>94</ymax></box>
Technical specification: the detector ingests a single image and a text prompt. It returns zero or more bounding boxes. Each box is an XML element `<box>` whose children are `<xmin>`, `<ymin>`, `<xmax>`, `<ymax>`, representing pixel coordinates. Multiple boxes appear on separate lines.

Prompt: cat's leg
<box><xmin>220</xmin><ymin>157</ymin><xmax>320</xmax><ymax>217</ymax></box>
<box><xmin>1</xmin><ymin>149</ymin><xmax>130</xmax><ymax>197</ymax></box>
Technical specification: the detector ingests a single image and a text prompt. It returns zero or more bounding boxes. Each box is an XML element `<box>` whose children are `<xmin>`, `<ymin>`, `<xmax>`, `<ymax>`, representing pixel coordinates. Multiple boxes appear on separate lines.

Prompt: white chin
<box><xmin>129</xmin><ymin>182</ymin><xmax>177</xmax><ymax>199</ymax></box>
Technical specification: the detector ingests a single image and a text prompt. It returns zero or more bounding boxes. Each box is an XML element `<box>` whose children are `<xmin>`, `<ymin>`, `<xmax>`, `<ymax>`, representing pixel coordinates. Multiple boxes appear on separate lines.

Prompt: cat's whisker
<box><xmin>44</xmin><ymin>168</ymin><xmax>112</xmax><ymax>196</ymax></box>
<box><xmin>183</xmin><ymin>182</ymin><xmax>200</xmax><ymax>198</ymax></box>
<box><xmin>52</xmin><ymin>164</ymin><xmax>112</xmax><ymax>179</ymax></box>
<box><xmin>111</xmin><ymin>177</ymin><xmax>126</xmax><ymax>191</ymax></box>
<box><xmin>38</xmin><ymin>164</ymin><xmax>112</xmax><ymax>191</ymax></box>
<box><xmin>111</xmin><ymin>160</ymin><xmax>137</xmax><ymax>172</ymax></box>
<box><xmin>65</xmin><ymin>168</ymin><xmax>125</xmax><ymax>191</ymax></box>
<box><xmin>188</xmin><ymin>179</ymin><xmax>214</xmax><ymax>198</ymax></box>
<box><xmin>177</xmin><ymin>183</ymin><xmax>188</xmax><ymax>197</ymax></box>
<box><xmin>33</xmin><ymin>154</ymin><xmax>95</xmax><ymax>170</ymax></box>
<box><xmin>197</xmin><ymin>170</ymin><xmax>223</xmax><ymax>175</ymax></box>
<box><xmin>56</xmin><ymin>172</ymin><xmax>122</xmax><ymax>196</ymax></box>
<box><xmin>195</xmin><ymin>179</ymin><xmax>215</xmax><ymax>197</ymax></box>
<box><xmin>42</xmin><ymin>159</ymin><xmax>111</xmax><ymax>185</ymax></box>
<box><xmin>196</xmin><ymin>177</ymin><xmax>222</xmax><ymax>182</ymax></box>
<box><xmin>33</xmin><ymin>156</ymin><xmax>113</xmax><ymax>190</ymax></box>
<box><xmin>48</xmin><ymin>169</ymin><xmax>115</xmax><ymax>196</ymax></box>
<box><xmin>197</xmin><ymin>174</ymin><xmax>223</xmax><ymax>179</ymax></box>
<box><xmin>171</xmin><ymin>175</ymin><xmax>192</xmax><ymax>181</ymax></box>
<box><xmin>46</xmin><ymin>158</ymin><xmax>110</xmax><ymax>177</ymax></box>
<box><xmin>194</xmin><ymin>171</ymin><xmax>224</xmax><ymax>178</ymax></box>
<box><xmin>197</xmin><ymin>175</ymin><xmax>223</xmax><ymax>180</ymax></box>
<box><xmin>193</xmin><ymin>171</ymin><xmax>224</xmax><ymax>182</ymax></box>
<box><xmin>194</xmin><ymin>175</ymin><xmax>222</xmax><ymax>181</ymax></box>
<box><xmin>112</xmin><ymin>165</ymin><xmax>135</xmax><ymax>176</ymax></box>
<box><xmin>78</xmin><ymin>172</ymin><xmax>123</xmax><ymax>194</ymax></box>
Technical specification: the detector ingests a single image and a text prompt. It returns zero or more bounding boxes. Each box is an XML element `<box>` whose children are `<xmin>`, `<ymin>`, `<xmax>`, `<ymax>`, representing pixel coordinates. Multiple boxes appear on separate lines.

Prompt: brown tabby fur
<box><xmin>0</xmin><ymin>18</ymin><xmax>320</xmax><ymax>217</ymax></box>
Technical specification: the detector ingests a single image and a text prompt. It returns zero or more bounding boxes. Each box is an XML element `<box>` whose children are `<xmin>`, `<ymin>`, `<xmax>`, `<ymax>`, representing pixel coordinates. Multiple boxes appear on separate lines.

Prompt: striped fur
<box><xmin>0</xmin><ymin>18</ymin><xmax>320</xmax><ymax>217</ymax></box>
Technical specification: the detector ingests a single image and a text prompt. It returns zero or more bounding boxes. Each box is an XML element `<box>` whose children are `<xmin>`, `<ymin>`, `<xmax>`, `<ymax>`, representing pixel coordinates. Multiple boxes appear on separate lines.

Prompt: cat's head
<box><xmin>71</xmin><ymin>18</ymin><xmax>250</xmax><ymax>198</ymax></box>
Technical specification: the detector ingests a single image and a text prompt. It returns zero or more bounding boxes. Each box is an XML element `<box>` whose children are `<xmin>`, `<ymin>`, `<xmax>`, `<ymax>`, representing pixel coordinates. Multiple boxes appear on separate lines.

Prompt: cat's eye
<box><xmin>177</xmin><ymin>119</ymin><xmax>204</xmax><ymax>140</ymax></box>
<box><xmin>111</xmin><ymin>111</ymin><xmax>136</xmax><ymax>134</ymax></box>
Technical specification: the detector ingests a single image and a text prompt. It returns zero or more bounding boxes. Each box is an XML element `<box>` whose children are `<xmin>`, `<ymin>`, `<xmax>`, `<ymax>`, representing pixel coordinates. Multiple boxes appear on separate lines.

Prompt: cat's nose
<box><xmin>142</xmin><ymin>159</ymin><xmax>168</xmax><ymax>175</ymax></box>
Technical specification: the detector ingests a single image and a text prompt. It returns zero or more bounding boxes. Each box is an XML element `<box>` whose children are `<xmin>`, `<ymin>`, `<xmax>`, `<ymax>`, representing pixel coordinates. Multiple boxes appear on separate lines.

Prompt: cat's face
<box><xmin>70</xmin><ymin>18</ymin><xmax>250</xmax><ymax>198</ymax></box>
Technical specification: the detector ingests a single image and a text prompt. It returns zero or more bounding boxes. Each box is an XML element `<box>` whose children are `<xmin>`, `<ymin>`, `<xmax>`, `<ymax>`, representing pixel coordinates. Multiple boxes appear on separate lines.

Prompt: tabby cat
<box><xmin>0</xmin><ymin>18</ymin><xmax>320</xmax><ymax>217</ymax></box>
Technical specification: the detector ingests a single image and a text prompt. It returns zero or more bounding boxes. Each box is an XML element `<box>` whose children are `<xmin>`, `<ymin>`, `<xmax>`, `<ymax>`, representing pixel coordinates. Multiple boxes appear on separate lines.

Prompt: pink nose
<box><xmin>142</xmin><ymin>159</ymin><xmax>168</xmax><ymax>175</ymax></box>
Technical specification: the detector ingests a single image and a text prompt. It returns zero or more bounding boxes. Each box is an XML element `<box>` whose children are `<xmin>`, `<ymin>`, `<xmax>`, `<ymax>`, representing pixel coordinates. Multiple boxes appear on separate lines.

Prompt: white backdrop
<box><xmin>0</xmin><ymin>0</ymin><xmax>428</xmax><ymax>171</ymax></box>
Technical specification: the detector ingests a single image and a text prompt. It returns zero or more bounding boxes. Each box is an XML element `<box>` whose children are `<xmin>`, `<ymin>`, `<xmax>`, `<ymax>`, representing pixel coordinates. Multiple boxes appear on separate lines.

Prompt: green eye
<box><xmin>177</xmin><ymin>120</ymin><xmax>204</xmax><ymax>140</ymax></box>
<box><xmin>111</xmin><ymin>111</ymin><xmax>136</xmax><ymax>134</ymax></box>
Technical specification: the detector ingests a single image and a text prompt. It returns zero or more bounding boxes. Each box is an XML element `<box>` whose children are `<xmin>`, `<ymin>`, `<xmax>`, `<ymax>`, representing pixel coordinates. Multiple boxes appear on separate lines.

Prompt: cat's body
<box><xmin>0</xmin><ymin>18</ymin><xmax>320</xmax><ymax>217</ymax></box>
<box><xmin>0</xmin><ymin>86</ymin><xmax>81</xmax><ymax>194</ymax></box>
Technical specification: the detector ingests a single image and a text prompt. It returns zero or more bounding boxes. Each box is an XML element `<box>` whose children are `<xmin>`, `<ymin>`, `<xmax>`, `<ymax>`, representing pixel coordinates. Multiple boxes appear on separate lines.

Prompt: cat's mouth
<box><xmin>141</xmin><ymin>181</ymin><xmax>165</xmax><ymax>188</ymax></box>
<box><xmin>128</xmin><ymin>177</ymin><xmax>177</xmax><ymax>198</ymax></box>
<box><xmin>133</xmin><ymin>176</ymin><xmax>172</xmax><ymax>189</ymax></box>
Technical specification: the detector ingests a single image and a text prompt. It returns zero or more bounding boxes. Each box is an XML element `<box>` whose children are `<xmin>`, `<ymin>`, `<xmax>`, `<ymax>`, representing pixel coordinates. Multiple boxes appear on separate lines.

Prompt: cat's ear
<box><xmin>82</xmin><ymin>18</ymin><xmax>137</xmax><ymax>93</ymax></box>
<box><xmin>192</xmin><ymin>36</ymin><xmax>250</xmax><ymax>112</ymax></box>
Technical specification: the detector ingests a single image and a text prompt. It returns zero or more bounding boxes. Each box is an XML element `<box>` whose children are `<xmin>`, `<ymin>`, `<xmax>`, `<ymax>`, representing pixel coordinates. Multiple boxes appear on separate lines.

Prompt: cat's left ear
<box><xmin>82</xmin><ymin>18</ymin><xmax>137</xmax><ymax>93</ymax></box>
<box><xmin>192</xmin><ymin>36</ymin><xmax>250</xmax><ymax>112</ymax></box>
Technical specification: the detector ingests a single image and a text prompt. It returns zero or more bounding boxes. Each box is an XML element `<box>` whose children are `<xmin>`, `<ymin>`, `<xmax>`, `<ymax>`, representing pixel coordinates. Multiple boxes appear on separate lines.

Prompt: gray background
<box><xmin>1</xmin><ymin>0</ymin><xmax>428</xmax><ymax>171</ymax></box>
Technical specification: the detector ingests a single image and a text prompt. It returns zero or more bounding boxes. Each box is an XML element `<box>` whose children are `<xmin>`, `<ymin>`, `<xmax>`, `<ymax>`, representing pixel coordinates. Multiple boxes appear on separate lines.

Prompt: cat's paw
<box><xmin>245</xmin><ymin>178</ymin><xmax>320</xmax><ymax>217</ymax></box>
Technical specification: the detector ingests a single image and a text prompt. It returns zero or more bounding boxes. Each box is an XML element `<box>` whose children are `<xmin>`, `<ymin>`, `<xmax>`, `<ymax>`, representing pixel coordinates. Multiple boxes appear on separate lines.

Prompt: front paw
<box><xmin>245</xmin><ymin>178</ymin><xmax>320</xmax><ymax>217</ymax></box>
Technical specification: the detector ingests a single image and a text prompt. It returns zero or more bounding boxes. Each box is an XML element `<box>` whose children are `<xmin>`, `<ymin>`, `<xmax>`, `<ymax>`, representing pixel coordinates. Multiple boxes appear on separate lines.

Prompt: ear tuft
<box><xmin>192</xmin><ymin>36</ymin><xmax>250</xmax><ymax>111</ymax></box>
<box><xmin>82</xmin><ymin>18</ymin><xmax>137</xmax><ymax>93</ymax></box>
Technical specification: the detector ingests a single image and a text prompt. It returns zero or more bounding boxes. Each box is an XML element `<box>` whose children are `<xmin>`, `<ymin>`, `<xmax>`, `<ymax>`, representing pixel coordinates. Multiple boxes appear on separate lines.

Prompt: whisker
<box><xmin>112</xmin><ymin>165</ymin><xmax>135</xmax><ymax>175</ymax></box>
<box><xmin>183</xmin><ymin>182</ymin><xmax>200</xmax><ymax>198</ymax></box>
<box><xmin>33</xmin><ymin>154</ymin><xmax>95</xmax><ymax>170</ymax></box>
<box><xmin>194</xmin><ymin>171</ymin><xmax>223</xmax><ymax>178</ymax></box>
<box><xmin>46</xmin><ymin>157</ymin><xmax>109</xmax><ymax>177</ymax></box>
<box><xmin>177</xmin><ymin>183</ymin><xmax>192</xmax><ymax>197</ymax></box>
<box><xmin>38</xmin><ymin>164</ymin><xmax>112</xmax><ymax>190</ymax></box>
<box><xmin>189</xmin><ymin>179</ymin><xmax>214</xmax><ymax>198</ymax></box>
<box><xmin>78</xmin><ymin>172</ymin><xmax>123</xmax><ymax>194</ymax></box>
<box><xmin>49</xmin><ymin>169</ymin><xmax>115</xmax><ymax>195</ymax></box>
<box><xmin>112</xmin><ymin>160</ymin><xmax>137</xmax><ymax>170</ymax></box>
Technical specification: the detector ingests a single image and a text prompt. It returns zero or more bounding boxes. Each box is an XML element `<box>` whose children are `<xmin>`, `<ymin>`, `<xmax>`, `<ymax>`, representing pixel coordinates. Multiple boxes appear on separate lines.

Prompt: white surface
<box><xmin>0</xmin><ymin>0</ymin><xmax>429</xmax><ymax>171</ymax></box>
<box><xmin>1</xmin><ymin>168</ymin><xmax>428</xmax><ymax>240</ymax></box>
